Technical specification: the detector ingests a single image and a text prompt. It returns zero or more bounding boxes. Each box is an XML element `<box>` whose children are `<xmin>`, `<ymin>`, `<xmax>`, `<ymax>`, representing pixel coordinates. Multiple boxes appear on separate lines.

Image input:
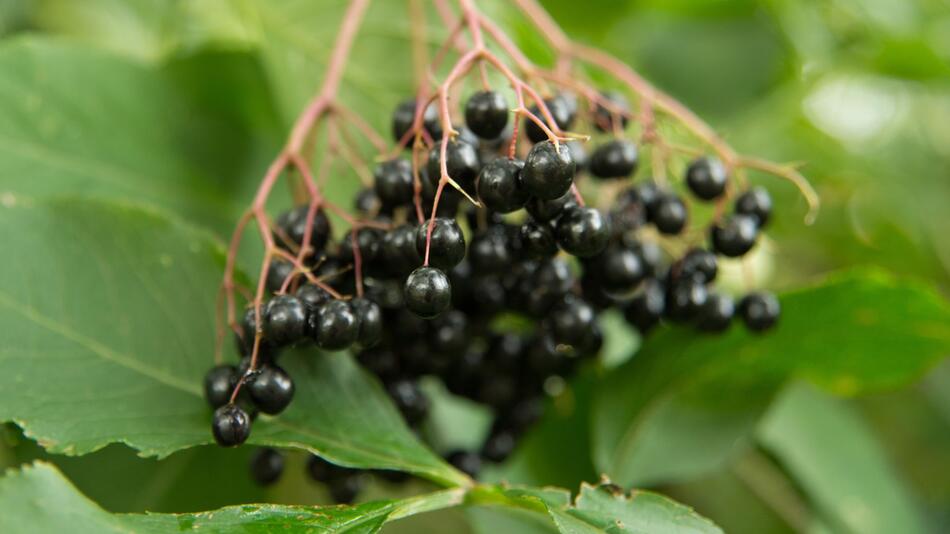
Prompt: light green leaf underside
<box><xmin>0</xmin><ymin>198</ymin><xmax>464</xmax><ymax>486</ymax></box>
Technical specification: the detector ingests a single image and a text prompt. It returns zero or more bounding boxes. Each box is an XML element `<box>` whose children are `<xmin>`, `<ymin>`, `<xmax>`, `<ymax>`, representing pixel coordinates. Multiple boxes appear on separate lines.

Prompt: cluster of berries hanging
<box><xmin>202</xmin><ymin>0</ymin><xmax>813</xmax><ymax>503</ymax></box>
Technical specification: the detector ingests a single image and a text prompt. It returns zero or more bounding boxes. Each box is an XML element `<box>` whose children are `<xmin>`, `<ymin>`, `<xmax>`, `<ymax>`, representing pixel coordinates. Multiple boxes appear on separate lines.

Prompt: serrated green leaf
<box><xmin>0</xmin><ymin>198</ymin><xmax>465</xmax><ymax>486</ymax></box>
<box><xmin>758</xmin><ymin>382</ymin><xmax>926</xmax><ymax>534</ymax></box>
<box><xmin>594</xmin><ymin>270</ymin><xmax>950</xmax><ymax>486</ymax></box>
<box><xmin>0</xmin><ymin>462</ymin><xmax>463</xmax><ymax>533</ymax></box>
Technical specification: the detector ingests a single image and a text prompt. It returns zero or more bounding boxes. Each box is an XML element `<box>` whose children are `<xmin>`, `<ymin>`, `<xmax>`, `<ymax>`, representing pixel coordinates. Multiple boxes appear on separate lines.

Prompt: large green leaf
<box><xmin>593</xmin><ymin>270</ymin><xmax>950</xmax><ymax>486</ymax></box>
<box><xmin>758</xmin><ymin>382</ymin><xmax>926</xmax><ymax>534</ymax></box>
<box><xmin>0</xmin><ymin>462</ymin><xmax>463</xmax><ymax>533</ymax></box>
<box><xmin>0</xmin><ymin>198</ymin><xmax>465</xmax><ymax>486</ymax></box>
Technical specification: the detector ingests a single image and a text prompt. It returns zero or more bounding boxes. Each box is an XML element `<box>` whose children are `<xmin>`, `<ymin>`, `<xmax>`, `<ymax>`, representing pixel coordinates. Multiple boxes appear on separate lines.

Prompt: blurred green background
<box><xmin>0</xmin><ymin>0</ymin><xmax>947</xmax><ymax>532</ymax></box>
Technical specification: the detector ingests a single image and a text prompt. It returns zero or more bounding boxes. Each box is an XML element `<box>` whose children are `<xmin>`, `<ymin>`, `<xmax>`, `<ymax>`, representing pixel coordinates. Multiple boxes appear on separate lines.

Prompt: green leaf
<box><xmin>0</xmin><ymin>197</ymin><xmax>465</xmax><ymax>486</ymax></box>
<box><xmin>593</xmin><ymin>270</ymin><xmax>950</xmax><ymax>486</ymax></box>
<box><xmin>0</xmin><ymin>462</ymin><xmax>464</xmax><ymax>533</ymax></box>
<box><xmin>758</xmin><ymin>382</ymin><xmax>927</xmax><ymax>534</ymax></box>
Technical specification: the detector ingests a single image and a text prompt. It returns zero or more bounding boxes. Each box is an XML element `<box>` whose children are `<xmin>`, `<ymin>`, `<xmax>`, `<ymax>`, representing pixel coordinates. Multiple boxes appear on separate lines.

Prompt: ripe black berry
<box><xmin>469</xmin><ymin>227</ymin><xmax>514</xmax><ymax>273</ymax></box>
<box><xmin>428</xmin><ymin>310</ymin><xmax>469</xmax><ymax>353</ymax></box>
<box><xmin>250</xmin><ymin>448</ymin><xmax>284</xmax><ymax>486</ymax></box>
<box><xmin>556</xmin><ymin>206</ymin><xmax>610</xmax><ymax>258</ymax></box>
<box><xmin>522</xmin><ymin>141</ymin><xmax>576</xmax><ymax>200</ymax></box>
<box><xmin>595</xmin><ymin>244</ymin><xmax>646</xmax><ymax>292</ymax></box>
<box><xmin>697</xmin><ymin>293</ymin><xmax>735</xmax><ymax>332</ymax></box>
<box><xmin>609</xmin><ymin>188</ymin><xmax>648</xmax><ymax>235</ymax></box>
<box><xmin>665</xmin><ymin>278</ymin><xmax>709</xmax><ymax>322</ymax></box>
<box><xmin>686</xmin><ymin>157</ymin><xmax>728</xmax><ymax>200</ymax></box>
<box><xmin>212</xmin><ymin>404</ymin><xmax>251</xmax><ymax>447</ymax></box>
<box><xmin>264</xmin><ymin>295</ymin><xmax>307</xmax><ymax>346</ymax></box>
<box><xmin>247</xmin><ymin>364</ymin><xmax>294</xmax><ymax>415</ymax></box>
<box><xmin>481</xmin><ymin>431</ymin><xmax>516</xmax><ymax>463</ymax></box>
<box><xmin>392</xmin><ymin>98</ymin><xmax>439</xmax><ymax>142</ymax></box>
<box><xmin>547</xmin><ymin>298</ymin><xmax>597</xmax><ymax>346</ymax></box>
<box><xmin>739</xmin><ymin>292</ymin><xmax>780</xmax><ymax>332</ymax></box>
<box><xmin>296</xmin><ymin>283</ymin><xmax>329</xmax><ymax>312</ymax></box>
<box><xmin>404</xmin><ymin>266</ymin><xmax>451</xmax><ymax>318</ymax></box>
<box><xmin>623</xmin><ymin>278</ymin><xmax>665</xmax><ymax>333</ymax></box>
<box><xmin>380</xmin><ymin>224</ymin><xmax>422</xmax><ymax>276</ymax></box>
<box><xmin>351</xmin><ymin>298</ymin><xmax>382</xmax><ymax>349</ymax></box>
<box><xmin>477</xmin><ymin>158</ymin><xmax>527</xmax><ymax>213</ymax></box>
<box><xmin>354</xmin><ymin>187</ymin><xmax>380</xmax><ymax>215</ymax></box>
<box><xmin>735</xmin><ymin>186</ymin><xmax>773</xmax><ymax>228</ymax></box>
<box><xmin>415</xmin><ymin>218</ymin><xmax>465</xmax><ymax>270</ymax></box>
<box><xmin>710</xmin><ymin>214</ymin><xmax>759</xmax><ymax>257</ymax></box>
<box><xmin>593</xmin><ymin>90</ymin><xmax>630</xmax><ymax>131</ymax></box>
<box><xmin>387</xmin><ymin>379</ymin><xmax>430</xmax><ymax>425</ymax></box>
<box><xmin>589</xmin><ymin>140</ymin><xmax>638</xmax><ymax>179</ymax></box>
<box><xmin>525</xmin><ymin>95</ymin><xmax>576</xmax><ymax>143</ymax></box>
<box><xmin>676</xmin><ymin>248</ymin><xmax>718</xmax><ymax>284</ymax></box>
<box><xmin>465</xmin><ymin>90</ymin><xmax>509</xmax><ymax>140</ymax></box>
<box><xmin>266</xmin><ymin>259</ymin><xmax>295</xmax><ymax>294</ymax></box>
<box><xmin>525</xmin><ymin>191</ymin><xmax>576</xmax><ymax>222</ymax></box>
<box><xmin>276</xmin><ymin>205</ymin><xmax>332</xmax><ymax>253</ymax></box>
<box><xmin>427</xmin><ymin>139</ymin><xmax>480</xmax><ymax>193</ymax></box>
<box><xmin>652</xmin><ymin>195</ymin><xmax>688</xmax><ymax>235</ymax></box>
<box><xmin>329</xmin><ymin>473</ymin><xmax>364</xmax><ymax>504</ymax></box>
<box><xmin>204</xmin><ymin>364</ymin><xmax>239</xmax><ymax>409</ymax></box>
<box><xmin>373</xmin><ymin>159</ymin><xmax>414</xmax><ymax>208</ymax></box>
<box><xmin>446</xmin><ymin>450</ymin><xmax>482</xmax><ymax>478</ymax></box>
<box><xmin>311</xmin><ymin>300</ymin><xmax>360</xmax><ymax>350</ymax></box>
<box><xmin>520</xmin><ymin>220</ymin><xmax>558</xmax><ymax>259</ymax></box>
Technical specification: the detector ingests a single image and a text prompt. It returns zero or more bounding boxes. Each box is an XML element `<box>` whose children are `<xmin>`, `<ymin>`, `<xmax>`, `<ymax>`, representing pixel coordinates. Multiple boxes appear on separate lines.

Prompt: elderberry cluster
<box><xmin>204</xmin><ymin>88</ymin><xmax>781</xmax><ymax>502</ymax></box>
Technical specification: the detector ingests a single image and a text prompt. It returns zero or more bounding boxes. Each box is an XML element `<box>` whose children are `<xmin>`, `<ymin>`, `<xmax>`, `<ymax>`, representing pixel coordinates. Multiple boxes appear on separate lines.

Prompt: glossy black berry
<box><xmin>623</xmin><ymin>278</ymin><xmax>665</xmax><ymax>333</ymax></box>
<box><xmin>311</xmin><ymin>300</ymin><xmax>359</xmax><ymax>350</ymax></box>
<box><xmin>404</xmin><ymin>266</ymin><xmax>451</xmax><ymax>318</ymax></box>
<box><xmin>380</xmin><ymin>224</ymin><xmax>421</xmax><ymax>276</ymax></box>
<box><xmin>520</xmin><ymin>220</ymin><xmax>558</xmax><ymax>259</ymax></box>
<box><xmin>373</xmin><ymin>159</ymin><xmax>414</xmax><ymax>207</ymax></box>
<box><xmin>427</xmin><ymin>139</ymin><xmax>480</xmax><ymax>193</ymax></box>
<box><xmin>734</xmin><ymin>186</ymin><xmax>773</xmax><ymax>228</ymax></box>
<box><xmin>307</xmin><ymin>455</ymin><xmax>336</xmax><ymax>483</ymax></box>
<box><xmin>447</xmin><ymin>450</ymin><xmax>482</xmax><ymax>478</ymax></box>
<box><xmin>525</xmin><ymin>95</ymin><xmax>576</xmax><ymax>143</ymax></box>
<box><xmin>212</xmin><ymin>404</ymin><xmax>251</xmax><ymax>447</ymax></box>
<box><xmin>547</xmin><ymin>298</ymin><xmax>597</xmax><ymax>346</ymax></box>
<box><xmin>387</xmin><ymin>379</ymin><xmax>430</xmax><ymax>425</ymax></box>
<box><xmin>556</xmin><ymin>206</ymin><xmax>610</xmax><ymax>258</ymax></box>
<box><xmin>296</xmin><ymin>284</ymin><xmax>329</xmax><ymax>312</ymax></box>
<box><xmin>329</xmin><ymin>473</ymin><xmax>364</xmax><ymax>504</ymax></box>
<box><xmin>354</xmin><ymin>187</ymin><xmax>380</xmax><ymax>215</ymax></box>
<box><xmin>264</xmin><ymin>295</ymin><xmax>307</xmax><ymax>346</ymax></box>
<box><xmin>469</xmin><ymin>227</ymin><xmax>514</xmax><ymax>273</ymax></box>
<box><xmin>428</xmin><ymin>309</ymin><xmax>469</xmax><ymax>353</ymax></box>
<box><xmin>415</xmin><ymin>218</ymin><xmax>465</xmax><ymax>270</ymax></box>
<box><xmin>525</xmin><ymin>191</ymin><xmax>576</xmax><ymax>222</ymax></box>
<box><xmin>677</xmin><ymin>248</ymin><xmax>718</xmax><ymax>284</ymax></box>
<box><xmin>609</xmin><ymin>187</ymin><xmax>648</xmax><ymax>235</ymax></box>
<box><xmin>653</xmin><ymin>195</ymin><xmax>688</xmax><ymax>235</ymax></box>
<box><xmin>589</xmin><ymin>140</ymin><xmax>638</xmax><ymax>179</ymax></box>
<box><xmin>739</xmin><ymin>292</ymin><xmax>780</xmax><ymax>332</ymax></box>
<box><xmin>522</xmin><ymin>141</ymin><xmax>575</xmax><ymax>200</ymax></box>
<box><xmin>596</xmin><ymin>245</ymin><xmax>646</xmax><ymax>292</ymax></box>
<box><xmin>247</xmin><ymin>364</ymin><xmax>294</xmax><ymax>415</ymax></box>
<box><xmin>351</xmin><ymin>298</ymin><xmax>382</xmax><ymax>349</ymax></box>
<box><xmin>697</xmin><ymin>293</ymin><xmax>735</xmax><ymax>332</ymax></box>
<box><xmin>204</xmin><ymin>364</ymin><xmax>239</xmax><ymax>409</ymax></box>
<box><xmin>666</xmin><ymin>277</ymin><xmax>709</xmax><ymax>322</ymax></box>
<box><xmin>276</xmin><ymin>205</ymin><xmax>331</xmax><ymax>253</ymax></box>
<box><xmin>477</xmin><ymin>158</ymin><xmax>527</xmax><ymax>213</ymax></box>
<box><xmin>686</xmin><ymin>157</ymin><xmax>728</xmax><ymax>200</ymax></box>
<box><xmin>250</xmin><ymin>448</ymin><xmax>284</xmax><ymax>486</ymax></box>
<box><xmin>392</xmin><ymin>98</ymin><xmax>439</xmax><ymax>142</ymax></box>
<box><xmin>710</xmin><ymin>214</ymin><xmax>759</xmax><ymax>257</ymax></box>
<box><xmin>266</xmin><ymin>259</ymin><xmax>295</xmax><ymax>294</ymax></box>
<box><xmin>465</xmin><ymin>90</ymin><xmax>509</xmax><ymax>139</ymax></box>
<box><xmin>481</xmin><ymin>431</ymin><xmax>516</xmax><ymax>463</ymax></box>
<box><xmin>593</xmin><ymin>90</ymin><xmax>631</xmax><ymax>132</ymax></box>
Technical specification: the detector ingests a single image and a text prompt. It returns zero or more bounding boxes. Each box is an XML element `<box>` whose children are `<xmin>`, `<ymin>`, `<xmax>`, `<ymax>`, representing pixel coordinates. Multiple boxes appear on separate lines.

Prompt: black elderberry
<box><xmin>392</xmin><ymin>98</ymin><xmax>440</xmax><ymax>142</ymax></box>
<box><xmin>212</xmin><ymin>404</ymin><xmax>251</xmax><ymax>447</ymax></box>
<box><xmin>522</xmin><ymin>259</ymin><xmax>574</xmax><ymax>317</ymax></box>
<box><xmin>525</xmin><ymin>94</ymin><xmax>576</xmax><ymax>143</ymax></box>
<box><xmin>666</xmin><ymin>278</ymin><xmax>709</xmax><ymax>322</ymax></box>
<box><xmin>471</xmin><ymin>275</ymin><xmax>507</xmax><ymax>313</ymax></box>
<box><xmin>204</xmin><ymin>364</ymin><xmax>239</xmax><ymax>409</ymax></box>
<box><xmin>609</xmin><ymin>187</ymin><xmax>648</xmax><ymax>235</ymax></box>
<box><xmin>247</xmin><ymin>364</ymin><xmax>294</xmax><ymax>415</ymax></box>
<box><xmin>350</xmin><ymin>298</ymin><xmax>382</xmax><ymax>349</ymax></box>
<box><xmin>652</xmin><ymin>195</ymin><xmax>688</xmax><ymax>235</ymax></box>
<box><xmin>264</xmin><ymin>295</ymin><xmax>308</xmax><ymax>346</ymax></box>
<box><xmin>380</xmin><ymin>224</ymin><xmax>422</xmax><ymax>276</ymax></box>
<box><xmin>415</xmin><ymin>218</ymin><xmax>465</xmax><ymax>270</ymax></box>
<box><xmin>735</xmin><ymin>186</ymin><xmax>773</xmax><ymax>228</ymax></box>
<box><xmin>404</xmin><ymin>266</ymin><xmax>451</xmax><ymax>318</ymax></box>
<box><xmin>696</xmin><ymin>293</ymin><xmax>735</xmax><ymax>332</ymax></box>
<box><xmin>547</xmin><ymin>298</ymin><xmax>597</xmax><ymax>346</ymax></box>
<box><xmin>555</xmin><ymin>206</ymin><xmax>610</xmax><ymax>258</ymax></box>
<box><xmin>593</xmin><ymin>90</ymin><xmax>631</xmax><ymax>132</ymax></box>
<box><xmin>465</xmin><ymin>90</ymin><xmax>509</xmax><ymax>140</ymax></box>
<box><xmin>594</xmin><ymin>244</ymin><xmax>646</xmax><ymax>292</ymax></box>
<box><xmin>306</xmin><ymin>455</ymin><xmax>335</xmax><ymax>483</ymax></box>
<box><xmin>338</xmin><ymin>228</ymin><xmax>384</xmax><ymax>267</ymax></box>
<box><xmin>481</xmin><ymin>430</ymin><xmax>516</xmax><ymax>463</ymax></box>
<box><xmin>250</xmin><ymin>448</ymin><xmax>284</xmax><ymax>486</ymax></box>
<box><xmin>276</xmin><ymin>205</ymin><xmax>332</xmax><ymax>253</ymax></box>
<box><xmin>426</xmin><ymin>139</ymin><xmax>480</xmax><ymax>193</ymax></box>
<box><xmin>354</xmin><ymin>187</ymin><xmax>380</xmax><ymax>216</ymax></box>
<box><xmin>486</xmin><ymin>333</ymin><xmax>525</xmax><ymax>372</ymax></box>
<box><xmin>266</xmin><ymin>259</ymin><xmax>296</xmax><ymax>294</ymax></box>
<box><xmin>739</xmin><ymin>292</ymin><xmax>780</xmax><ymax>332</ymax></box>
<box><xmin>589</xmin><ymin>139</ymin><xmax>638</xmax><ymax>179</ymax></box>
<box><xmin>710</xmin><ymin>214</ymin><xmax>759</xmax><ymax>257</ymax></box>
<box><xmin>522</xmin><ymin>141</ymin><xmax>575</xmax><ymax>200</ymax></box>
<box><xmin>520</xmin><ymin>220</ymin><xmax>558</xmax><ymax>259</ymax></box>
<box><xmin>387</xmin><ymin>379</ymin><xmax>430</xmax><ymax>426</ymax></box>
<box><xmin>566</xmin><ymin>141</ymin><xmax>589</xmax><ymax>173</ymax></box>
<box><xmin>469</xmin><ymin>227</ymin><xmax>514</xmax><ymax>273</ymax></box>
<box><xmin>329</xmin><ymin>473</ymin><xmax>364</xmax><ymax>504</ymax></box>
<box><xmin>676</xmin><ymin>248</ymin><xmax>718</xmax><ymax>284</ymax></box>
<box><xmin>311</xmin><ymin>300</ymin><xmax>359</xmax><ymax>350</ymax></box>
<box><xmin>477</xmin><ymin>158</ymin><xmax>527</xmax><ymax>213</ymax></box>
<box><xmin>686</xmin><ymin>157</ymin><xmax>728</xmax><ymax>201</ymax></box>
<box><xmin>627</xmin><ymin>239</ymin><xmax>665</xmax><ymax>276</ymax></box>
<box><xmin>296</xmin><ymin>283</ymin><xmax>330</xmax><ymax>312</ymax></box>
<box><xmin>373</xmin><ymin>159</ymin><xmax>414</xmax><ymax>208</ymax></box>
<box><xmin>525</xmin><ymin>191</ymin><xmax>576</xmax><ymax>222</ymax></box>
<box><xmin>428</xmin><ymin>309</ymin><xmax>468</xmax><ymax>353</ymax></box>
<box><xmin>447</xmin><ymin>450</ymin><xmax>482</xmax><ymax>478</ymax></box>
